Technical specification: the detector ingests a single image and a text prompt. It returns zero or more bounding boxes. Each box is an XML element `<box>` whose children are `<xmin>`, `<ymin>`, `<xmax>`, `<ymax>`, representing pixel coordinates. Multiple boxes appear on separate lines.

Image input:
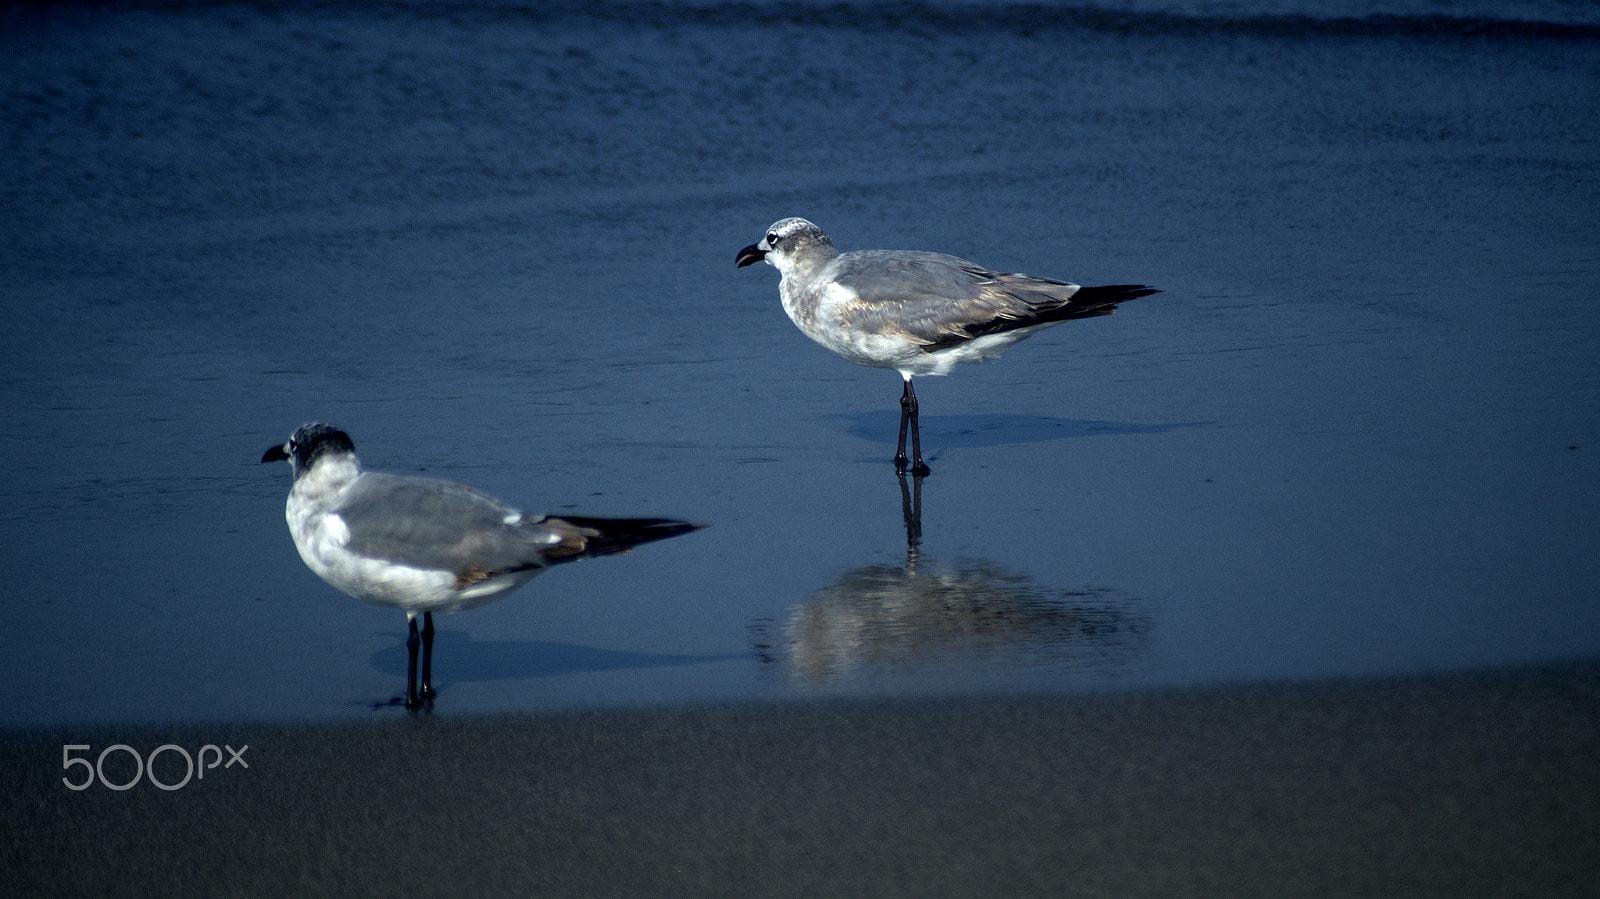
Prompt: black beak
<box><xmin>735</xmin><ymin>244</ymin><xmax>765</xmax><ymax>268</ymax></box>
<box><xmin>262</xmin><ymin>444</ymin><xmax>290</xmax><ymax>464</ymax></box>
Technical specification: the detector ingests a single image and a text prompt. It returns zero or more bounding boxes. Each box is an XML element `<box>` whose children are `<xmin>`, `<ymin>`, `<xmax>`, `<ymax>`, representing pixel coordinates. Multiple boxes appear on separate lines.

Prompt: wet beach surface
<box><xmin>2</xmin><ymin>0</ymin><xmax>1598</xmax><ymax>891</ymax></box>
<box><xmin>6</xmin><ymin>663</ymin><xmax>1599</xmax><ymax>897</ymax></box>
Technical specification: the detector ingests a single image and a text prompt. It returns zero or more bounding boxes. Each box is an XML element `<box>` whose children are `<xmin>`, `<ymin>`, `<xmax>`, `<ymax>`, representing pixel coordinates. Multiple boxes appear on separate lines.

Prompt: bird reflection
<box><xmin>755</xmin><ymin>473</ymin><xmax>1150</xmax><ymax>682</ymax></box>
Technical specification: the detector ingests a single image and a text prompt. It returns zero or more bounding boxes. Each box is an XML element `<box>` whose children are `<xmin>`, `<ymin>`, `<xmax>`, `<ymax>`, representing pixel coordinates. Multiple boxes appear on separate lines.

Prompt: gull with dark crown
<box><xmin>263</xmin><ymin>423</ymin><xmax>703</xmax><ymax>708</ymax></box>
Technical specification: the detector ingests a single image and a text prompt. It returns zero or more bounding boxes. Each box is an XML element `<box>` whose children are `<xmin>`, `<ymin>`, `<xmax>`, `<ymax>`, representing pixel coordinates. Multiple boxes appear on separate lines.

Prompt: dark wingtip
<box><xmin>1080</xmin><ymin>284</ymin><xmax>1161</xmax><ymax>303</ymax></box>
<box><xmin>621</xmin><ymin>519</ymin><xmax>709</xmax><ymax>545</ymax></box>
<box><xmin>919</xmin><ymin>283</ymin><xmax>1161</xmax><ymax>351</ymax></box>
<box><xmin>544</xmin><ymin>516</ymin><xmax>707</xmax><ymax>560</ymax></box>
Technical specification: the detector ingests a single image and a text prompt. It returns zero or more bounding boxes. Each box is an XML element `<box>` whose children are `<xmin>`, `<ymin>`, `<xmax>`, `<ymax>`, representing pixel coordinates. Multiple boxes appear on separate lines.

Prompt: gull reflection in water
<box><xmin>755</xmin><ymin>474</ymin><xmax>1152</xmax><ymax>684</ymax></box>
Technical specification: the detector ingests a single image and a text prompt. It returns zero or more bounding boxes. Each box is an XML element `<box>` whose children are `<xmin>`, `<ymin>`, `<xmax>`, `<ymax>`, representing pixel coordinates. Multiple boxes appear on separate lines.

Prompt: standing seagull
<box><xmin>262</xmin><ymin>423</ymin><xmax>703</xmax><ymax>709</ymax></box>
<box><xmin>737</xmin><ymin>218</ymin><xmax>1159</xmax><ymax>475</ymax></box>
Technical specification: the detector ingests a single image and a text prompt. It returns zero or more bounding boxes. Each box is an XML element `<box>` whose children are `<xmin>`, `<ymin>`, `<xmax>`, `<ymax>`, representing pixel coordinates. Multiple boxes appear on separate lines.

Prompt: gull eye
<box><xmin>767</xmin><ymin>232</ymin><xmax>780</xmax><ymax>246</ymax></box>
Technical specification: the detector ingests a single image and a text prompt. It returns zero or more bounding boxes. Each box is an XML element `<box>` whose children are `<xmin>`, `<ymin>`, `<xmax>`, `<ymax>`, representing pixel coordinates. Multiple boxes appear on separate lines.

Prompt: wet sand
<box><xmin>6</xmin><ymin>661</ymin><xmax>1597</xmax><ymax>897</ymax></box>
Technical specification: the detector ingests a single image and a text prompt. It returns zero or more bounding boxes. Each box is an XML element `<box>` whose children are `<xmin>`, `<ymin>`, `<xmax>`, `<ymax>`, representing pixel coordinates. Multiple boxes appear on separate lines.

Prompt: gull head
<box><xmin>736</xmin><ymin>217</ymin><xmax>836</xmax><ymax>276</ymax></box>
<box><xmin>262</xmin><ymin>422</ymin><xmax>357</xmax><ymax>480</ymax></box>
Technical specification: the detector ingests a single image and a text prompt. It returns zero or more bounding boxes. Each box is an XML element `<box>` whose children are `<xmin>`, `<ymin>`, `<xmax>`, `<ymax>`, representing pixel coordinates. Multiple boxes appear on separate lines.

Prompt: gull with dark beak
<box><xmin>263</xmin><ymin>423</ymin><xmax>703</xmax><ymax>708</ymax></box>
<box><xmin>738</xmin><ymin>218</ymin><xmax>1159</xmax><ymax>475</ymax></box>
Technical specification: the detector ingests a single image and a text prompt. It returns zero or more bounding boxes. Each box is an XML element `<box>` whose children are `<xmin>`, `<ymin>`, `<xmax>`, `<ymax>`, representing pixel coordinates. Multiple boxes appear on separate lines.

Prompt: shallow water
<box><xmin>2</xmin><ymin>1</ymin><xmax>1597</xmax><ymax>726</ymax></box>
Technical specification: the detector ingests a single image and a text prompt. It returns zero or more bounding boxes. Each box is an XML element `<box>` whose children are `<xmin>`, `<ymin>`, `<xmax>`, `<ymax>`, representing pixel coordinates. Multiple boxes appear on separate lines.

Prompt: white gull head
<box><xmin>735</xmin><ymin>217</ymin><xmax>839</xmax><ymax>279</ymax></box>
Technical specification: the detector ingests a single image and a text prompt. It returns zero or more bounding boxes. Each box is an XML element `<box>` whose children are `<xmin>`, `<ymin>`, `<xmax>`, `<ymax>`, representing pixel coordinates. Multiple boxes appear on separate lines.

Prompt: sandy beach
<box><xmin>5</xmin><ymin>662</ymin><xmax>1598</xmax><ymax>896</ymax></box>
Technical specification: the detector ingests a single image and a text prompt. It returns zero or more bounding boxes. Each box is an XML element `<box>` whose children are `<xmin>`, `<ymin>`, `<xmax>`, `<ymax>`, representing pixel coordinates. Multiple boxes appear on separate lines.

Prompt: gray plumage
<box><xmin>326</xmin><ymin>473</ymin><xmax>656</xmax><ymax>589</ymax></box>
<box><xmin>819</xmin><ymin>250</ymin><xmax>1146</xmax><ymax>356</ymax></box>
<box><xmin>262</xmin><ymin>422</ymin><xmax>703</xmax><ymax>707</ymax></box>
<box><xmin>736</xmin><ymin>218</ymin><xmax>1160</xmax><ymax>473</ymax></box>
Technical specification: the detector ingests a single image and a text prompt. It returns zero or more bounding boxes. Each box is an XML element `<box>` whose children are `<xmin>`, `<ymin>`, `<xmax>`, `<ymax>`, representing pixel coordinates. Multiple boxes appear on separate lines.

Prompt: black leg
<box><xmin>895</xmin><ymin>379</ymin><xmax>913</xmax><ymax>471</ymax></box>
<box><xmin>405</xmin><ymin>615</ymin><xmax>421</xmax><ymax>709</ymax></box>
<box><xmin>904</xmin><ymin>379</ymin><xmax>931</xmax><ymax>476</ymax></box>
<box><xmin>419</xmin><ymin>611</ymin><xmax>436</xmax><ymax>700</ymax></box>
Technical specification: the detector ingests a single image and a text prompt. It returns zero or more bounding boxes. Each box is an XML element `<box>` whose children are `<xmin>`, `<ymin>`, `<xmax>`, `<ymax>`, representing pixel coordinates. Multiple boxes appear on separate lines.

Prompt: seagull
<box><xmin>737</xmin><ymin>218</ymin><xmax>1160</xmax><ymax>475</ymax></box>
<box><xmin>262</xmin><ymin>423</ymin><xmax>704</xmax><ymax>709</ymax></box>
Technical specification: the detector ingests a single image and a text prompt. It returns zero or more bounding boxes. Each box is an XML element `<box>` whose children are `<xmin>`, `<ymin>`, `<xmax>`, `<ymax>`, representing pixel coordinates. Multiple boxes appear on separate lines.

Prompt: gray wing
<box><xmin>828</xmin><ymin>250</ymin><xmax>1085</xmax><ymax>349</ymax></box>
<box><xmin>334</xmin><ymin>473</ymin><xmax>558</xmax><ymax>576</ymax></box>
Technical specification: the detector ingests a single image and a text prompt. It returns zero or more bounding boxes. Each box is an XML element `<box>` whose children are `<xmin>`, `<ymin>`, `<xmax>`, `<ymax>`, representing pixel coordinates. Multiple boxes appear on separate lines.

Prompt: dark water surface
<box><xmin>3</xmin><ymin>1</ymin><xmax>1597</xmax><ymax>726</ymax></box>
